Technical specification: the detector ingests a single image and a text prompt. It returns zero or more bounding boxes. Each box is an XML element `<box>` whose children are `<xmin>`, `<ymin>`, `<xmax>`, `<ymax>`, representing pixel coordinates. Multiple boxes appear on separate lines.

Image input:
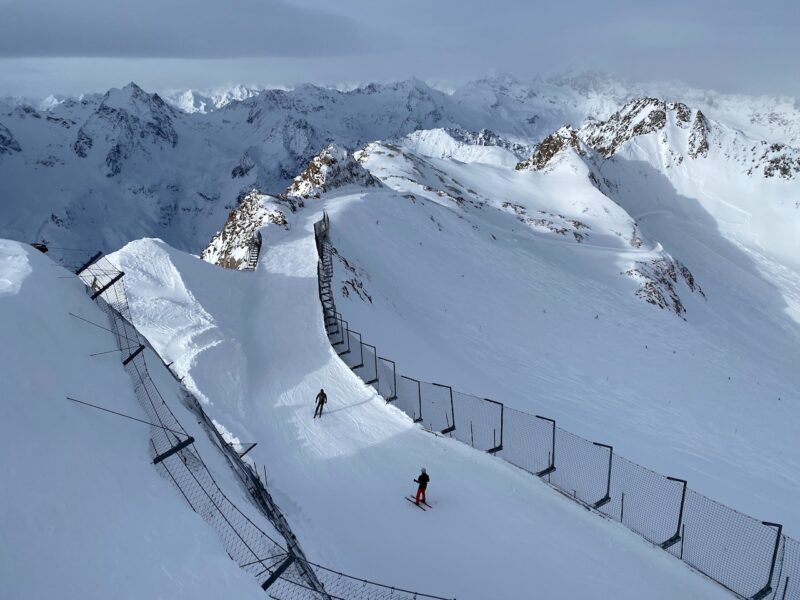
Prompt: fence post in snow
<box><xmin>350</xmin><ymin>331</ymin><xmax>364</xmax><ymax>369</ymax></box>
<box><xmin>535</xmin><ymin>415</ymin><xmax>556</xmax><ymax>476</ymax></box>
<box><xmin>400</xmin><ymin>376</ymin><xmax>423</xmax><ymax>423</ymax></box>
<box><xmin>660</xmin><ymin>477</ymin><xmax>687</xmax><ymax>550</ymax></box>
<box><xmin>591</xmin><ymin>442</ymin><xmax>613</xmax><ymax>509</ymax></box>
<box><xmin>751</xmin><ymin>522</ymin><xmax>783</xmax><ymax>600</ymax></box>
<box><xmin>485</xmin><ymin>398</ymin><xmax>504</xmax><ymax>454</ymax></box>
<box><xmin>432</xmin><ymin>382</ymin><xmax>456</xmax><ymax>435</ymax></box>
<box><xmin>379</xmin><ymin>357</ymin><xmax>398</xmax><ymax>402</ymax></box>
<box><xmin>336</xmin><ymin>321</ymin><xmax>351</xmax><ymax>355</ymax></box>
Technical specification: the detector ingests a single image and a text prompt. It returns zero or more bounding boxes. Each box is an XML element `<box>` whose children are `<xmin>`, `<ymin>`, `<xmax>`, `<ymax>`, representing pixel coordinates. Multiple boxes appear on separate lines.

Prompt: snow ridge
<box><xmin>80</xmin><ymin>254</ymin><xmax>449</xmax><ymax>600</ymax></box>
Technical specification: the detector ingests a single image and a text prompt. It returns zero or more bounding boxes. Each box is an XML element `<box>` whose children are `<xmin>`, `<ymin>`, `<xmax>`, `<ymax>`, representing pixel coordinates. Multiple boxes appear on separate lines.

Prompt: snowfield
<box><xmin>111</xmin><ymin>228</ymin><xmax>732</xmax><ymax>599</ymax></box>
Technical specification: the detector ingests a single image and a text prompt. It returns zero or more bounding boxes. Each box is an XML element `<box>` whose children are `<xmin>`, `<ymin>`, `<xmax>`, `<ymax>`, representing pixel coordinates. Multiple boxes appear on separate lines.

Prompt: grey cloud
<box><xmin>0</xmin><ymin>0</ymin><xmax>380</xmax><ymax>58</ymax></box>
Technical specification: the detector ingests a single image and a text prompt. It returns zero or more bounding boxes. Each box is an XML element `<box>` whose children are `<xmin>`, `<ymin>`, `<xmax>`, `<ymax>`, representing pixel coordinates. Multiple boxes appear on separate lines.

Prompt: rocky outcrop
<box><xmin>500</xmin><ymin>202</ymin><xmax>591</xmax><ymax>242</ymax></box>
<box><xmin>231</xmin><ymin>152</ymin><xmax>255</xmax><ymax>178</ymax></box>
<box><xmin>688</xmin><ymin>110</ymin><xmax>711</xmax><ymax>158</ymax></box>
<box><xmin>516</xmin><ymin>127</ymin><xmax>582</xmax><ymax>170</ymax></box>
<box><xmin>579</xmin><ymin>98</ymin><xmax>694</xmax><ymax>157</ymax></box>
<box><xmin>446</xmin><ymin>127</ymin><xmax>531</xmax><ymax>158</ymax></box>
<box><xmin>286</xmin><ymin>144</ymin><xmax>380</xmax><ymax>199</ymax></box>
<box><xmin>623</xmin><ymin>257</ymin><xmax>704</xmax><ymax>317</ymax></box>
<box><xmin>201</xmin><ymin>190</ymin><xmax>289</xmax><ymax>269</ymax></box>
<box><xmin>0</xmin><ymin>122</ymin><xmax>21</xmax><ymax>155</ymax></box>
<box><xmin>751</xmin><ymin>142</ymin><xmax>800</xmax><ymax>179</ymax></box>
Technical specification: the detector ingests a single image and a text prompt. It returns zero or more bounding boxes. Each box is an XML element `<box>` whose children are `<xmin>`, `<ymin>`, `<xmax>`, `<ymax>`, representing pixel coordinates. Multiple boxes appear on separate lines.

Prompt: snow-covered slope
<box><xmin>0</xmin><ymin>241</ymin><xmax>266</xmax><ymax>599</ymax></box>
<box><xmin>112</xmin><ymin>230</ymin><xmax>731</xmax><ymax>600</ymax></box>
<box><xmin>240</xmin><ymin>129</ymin><xmax>799</xmax><ymax>541</ymax></box>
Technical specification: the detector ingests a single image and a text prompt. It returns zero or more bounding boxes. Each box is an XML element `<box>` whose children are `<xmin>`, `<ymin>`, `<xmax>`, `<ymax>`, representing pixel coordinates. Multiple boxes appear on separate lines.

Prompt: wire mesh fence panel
<box><xmin>498</xmin><ymin>407</ymin><xmax>553</xmax><ymax>475</ymax></box>
<box><xmin>377</xmin><ymin>358</ymin><xmax>397</xmax><ymax>401</ymax></box>
<box><xmin>396</xmin><ymin>376</ymin><xmax>423</xmax><ymax>422</ymax></box>
<box><xmin>341</xmin><ymin>330</ymin><xmax>364</xmax><ymax>369</ymax></box>
<box><xmin>598</xmin><ymin>456</ymin><xmax>684</xmax><ymax>547</ymax></box>
<box><xmin>419</xmin><ymin>382</ymin><xmax>455</xmax><ymax>433</ymax></box>
<box><xmin>777</xmin><ymin>536</ymin><xmax>799</xmax><ymax>600</ymax></box>
<box><xmin>329</xmin><ymin>315</ymin><xmax>346</xmax><ymax>347</ymax></box>
<box><xmin>355</xmin><ymin>343</ymin><xmax>378</xmax><ymax>385</ymax></box>
<box><xmin>547</xmin><ymin>428</ymin><xmax>610</xmax><ymax>507</ymax></box>
<box><xmin>452</xmin><ymin>392</ymin><xmax>502</xmax><ymax>451</ymax></box>
<box><xmin>678</xmin><ymin>490</ymin><xmax>781</xmax><ymax>598</ymax></box>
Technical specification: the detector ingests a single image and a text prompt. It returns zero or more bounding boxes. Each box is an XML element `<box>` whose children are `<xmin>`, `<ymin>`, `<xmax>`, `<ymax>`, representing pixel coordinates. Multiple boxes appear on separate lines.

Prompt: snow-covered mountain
<box><xmin>3</xmin><ymin>73</ymin><xmax>799</xmax><ymax>257</ymax></box>
<box><xmin>203</xmin><ymin>109</ymin><xmax>800</xmax><ymax>537</ymax></box>
<box><xmin>3</xmin><ymin>73</ymin><xmax>800</xmax><ymax>599</ymax></box>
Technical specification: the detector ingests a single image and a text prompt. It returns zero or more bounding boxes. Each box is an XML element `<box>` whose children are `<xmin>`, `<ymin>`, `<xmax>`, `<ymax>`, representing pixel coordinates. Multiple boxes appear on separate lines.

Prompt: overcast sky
<box><xmin>0</xmin><ymin>0</ymin><xmax>797</xmax><ymax>98</ymax></box>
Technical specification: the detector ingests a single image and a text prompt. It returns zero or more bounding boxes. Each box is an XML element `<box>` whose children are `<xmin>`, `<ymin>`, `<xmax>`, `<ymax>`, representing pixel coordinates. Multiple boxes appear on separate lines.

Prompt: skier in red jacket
<box><xmin>413</xmin><ymin>468</ymin><xmax>430</xmax><ymax>505</ymax></box>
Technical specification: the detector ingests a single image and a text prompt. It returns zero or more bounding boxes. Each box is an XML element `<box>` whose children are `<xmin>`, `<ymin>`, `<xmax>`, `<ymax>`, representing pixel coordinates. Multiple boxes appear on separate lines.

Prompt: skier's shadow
<box><xmin>323</xmin><ymin>395</ymin><xmax>376</xmax><ymax>415</ymax></box>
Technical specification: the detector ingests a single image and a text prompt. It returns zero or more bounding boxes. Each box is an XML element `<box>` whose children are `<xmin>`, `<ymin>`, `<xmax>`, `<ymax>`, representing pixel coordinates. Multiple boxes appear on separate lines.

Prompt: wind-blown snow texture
<box><xmin>0</xmin><ymin>241</ymin><xmax>267</xmax><ymax>599</ymax></box>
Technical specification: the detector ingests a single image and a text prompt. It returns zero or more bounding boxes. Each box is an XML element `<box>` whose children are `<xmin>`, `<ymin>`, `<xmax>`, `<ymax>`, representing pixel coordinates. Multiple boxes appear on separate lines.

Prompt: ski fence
<box><xmin>67</xmin><ymin>249</ymin><xmax>454</xmax><ymax>600</ymax></box>
<box><xmin>314</xmin><ymin>211</ymin><xmax>799</xmax><ymax>600</ymax></box>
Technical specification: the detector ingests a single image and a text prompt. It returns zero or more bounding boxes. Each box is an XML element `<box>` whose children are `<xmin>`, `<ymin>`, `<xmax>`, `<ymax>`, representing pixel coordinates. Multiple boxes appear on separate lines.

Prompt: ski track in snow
<box><xmin>114</xmin><ymin>221</ymin><xmax>733</xmax><ymax>600</ymax></box>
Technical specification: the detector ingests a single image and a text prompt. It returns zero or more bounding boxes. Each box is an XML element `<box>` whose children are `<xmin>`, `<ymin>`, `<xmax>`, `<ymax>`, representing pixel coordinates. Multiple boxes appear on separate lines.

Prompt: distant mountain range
<box><xmin>1</xmin><ymin>72</ymin><xmax>798</xmax><ymax>256</ymax></box>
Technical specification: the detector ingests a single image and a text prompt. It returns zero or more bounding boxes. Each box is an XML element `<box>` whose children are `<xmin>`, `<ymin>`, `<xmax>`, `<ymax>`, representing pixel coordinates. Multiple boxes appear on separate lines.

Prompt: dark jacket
<box><xmin>315</xmin><ymin>391</ymin><xmax>327</xmax><ymax>405</ymax></box>
<box><xmin>415</xmin><ymin>473</ymin><xmax>430</xmax><ymax>489</ymax></box>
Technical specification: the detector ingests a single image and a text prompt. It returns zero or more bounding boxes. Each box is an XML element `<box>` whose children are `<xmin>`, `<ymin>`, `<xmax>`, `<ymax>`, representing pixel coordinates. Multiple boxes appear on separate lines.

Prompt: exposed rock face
<box><xmin>517</xmin><ymin>96</ymin><xmax>800</xmax><ymax>180</ymax></box>
<box><xmin>752</xmin><ymin>142</ymin><xmax>800</xmax><ymax>179</ymax></box>
<box><xmin>515</xmin><ymin>126</ymin><xmax>582</xmax><ymax>170</ymax></box>
<box><xmin>579</xmin><ymin>98</ymin><xmax>691</xmax><ymax>157</ymax></box>
<box><xmin>688</xmin><ymin>110</ymin><xmax>711</xmax><ymax>158</ymax></box>
<box><xmin>0</xmin><ymin>122</ymin><xmax>21</xmax><ymax>155</ymax></box>
<box><xmin>500</xmin><ymin>202</ymin><xmax>591</xmax><ymax>242</ymax></box>
<box><xmin>72</xmin><ymin>83</ymin><xmax>178</xmax><ymax>176</ymax></box>
<box><xmin>201</xmin><ymin>190</ymin><xmax>289</xmax><ymax>269</ymax></box>
<box><xmin>286</xmin><ymin>144</ymin><xmax>380</xmax><ymax>199</ymax></box>
<box><xmin>231</xmin><ymin>152</ymin><xmax>255</xmax><ymax>178</ymax></box>
<box><xmin>446</xmin><ymin>127</ymin><xmax>531</xmax><ymax>158</ymax></box>
<box><xmin>623</xmin><ymin>257</ymin><xmax>704</xmax><ymax>317</ymax></box>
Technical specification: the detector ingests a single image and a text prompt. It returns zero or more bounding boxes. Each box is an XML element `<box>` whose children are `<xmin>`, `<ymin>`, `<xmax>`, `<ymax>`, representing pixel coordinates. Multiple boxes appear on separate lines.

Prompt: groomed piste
<box><xmin>112</xmin><ymin>212</ymin><xmax>736</xmax><ymax>599</ymax></box>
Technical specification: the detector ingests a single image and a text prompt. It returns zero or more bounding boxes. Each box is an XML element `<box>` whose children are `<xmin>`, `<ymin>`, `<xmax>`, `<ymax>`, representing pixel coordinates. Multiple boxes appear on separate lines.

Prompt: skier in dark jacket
<box><xmin>313</xmin><ymin>389</ymin><xmax>327</xmax><ymax>418</ymax></box>
<box><xmin>413</xmin><ymin>468</ymin><xmax>430</xmax><ymax>505</ymax></box>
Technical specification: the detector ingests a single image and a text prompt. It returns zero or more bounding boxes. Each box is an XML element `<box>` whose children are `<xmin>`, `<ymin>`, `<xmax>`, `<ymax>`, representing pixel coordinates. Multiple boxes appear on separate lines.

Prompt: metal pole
<box><xmin>535</xmin><ymin>415</ymin><xmax>556</xmax><ymax>476</ymax></box>
<box><xmin>751</xmin><ymin>522</ymin><xmax>783</xmax><ymax>600</ymax></box>
<box><xmin>660</xmin><ymin>477</ymin><xmax>687</xmax><ymax>550</ymax></box>
<box><xmin>592</xmin><ymin>442</ymin><xmax>613</xmax><ymax>509</ymax></box>
<box><xmin>485</xmin><ymin>398</ymin><xmax>504</xmax><ymax>454</ymax></box>
<box><xmin>432</xmin><ymin>383</ymin><xmax>456</xmax><ymax>434</ymax></box>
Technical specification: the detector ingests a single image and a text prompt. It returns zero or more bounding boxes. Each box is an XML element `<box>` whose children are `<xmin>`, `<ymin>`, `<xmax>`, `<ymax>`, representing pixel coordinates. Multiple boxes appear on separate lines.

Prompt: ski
<box><xmin>406</xmin><ymin>496</ymin><xmax>427</xmax><ymax>510</ymax></box>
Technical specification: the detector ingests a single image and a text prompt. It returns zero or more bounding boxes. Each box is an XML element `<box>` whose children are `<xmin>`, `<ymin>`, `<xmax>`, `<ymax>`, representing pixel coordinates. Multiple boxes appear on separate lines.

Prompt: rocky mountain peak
<box><xmin>580</xmin><ymin>97</ymin><xmax>692</xmax><ymax>157</ymax></box>
<box><xmin>285</xmin><ymin>144</ymin><xmax>380</xmax><ymax>199</ymax></box>
<box><xmin>72</xmin><ymin>82</ymin><xmax>179</xmax><ymax>175</ymax></box>
<box><xmin>515</xmin><ymin>126</ymin><xmax>583</xmax><ymax>171</ymax></box>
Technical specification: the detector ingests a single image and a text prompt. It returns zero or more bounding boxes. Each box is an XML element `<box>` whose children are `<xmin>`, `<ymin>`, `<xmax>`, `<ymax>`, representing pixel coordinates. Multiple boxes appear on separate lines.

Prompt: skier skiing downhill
<box><xmin>413</xmin><ymin>468</ymin><xmax>430</xmax><ymax>505</ymax></box>
<box><xmin>313</xmin><ymin>389</ymin><xmax>327</xmax><ymax>418</ymax></box>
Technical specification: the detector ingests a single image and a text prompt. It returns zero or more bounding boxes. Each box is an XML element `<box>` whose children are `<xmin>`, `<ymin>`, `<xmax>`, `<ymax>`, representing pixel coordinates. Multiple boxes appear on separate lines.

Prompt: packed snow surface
<box><xmin>113</xmin><ymin>228</ymin><xmax>733</xmax><ymax>599</ymax></box>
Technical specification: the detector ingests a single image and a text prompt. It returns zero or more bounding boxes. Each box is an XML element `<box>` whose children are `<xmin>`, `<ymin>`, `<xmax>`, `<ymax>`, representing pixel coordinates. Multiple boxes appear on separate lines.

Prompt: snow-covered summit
<box><xmin>519</xmin><ymin>96</ymin><xmax>800</xmax><ymax>180</ymax></box>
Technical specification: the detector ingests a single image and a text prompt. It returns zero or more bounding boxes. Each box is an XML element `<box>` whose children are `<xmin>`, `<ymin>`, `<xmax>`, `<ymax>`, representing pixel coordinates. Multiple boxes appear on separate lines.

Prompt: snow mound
<box><xmin>0</xmin><ymin>240</ymin><xmax>265</xmax><ymax>599</ymax></box>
